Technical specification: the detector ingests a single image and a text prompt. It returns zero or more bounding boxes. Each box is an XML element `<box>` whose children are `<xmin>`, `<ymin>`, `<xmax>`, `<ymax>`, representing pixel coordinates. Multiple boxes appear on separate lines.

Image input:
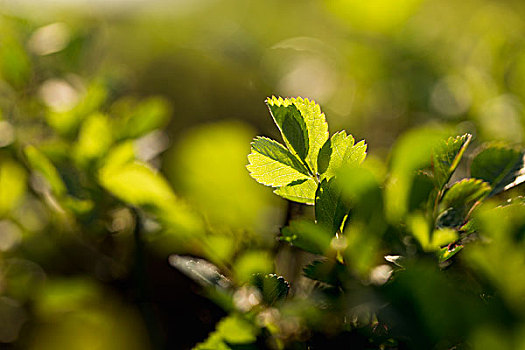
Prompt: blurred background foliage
<box><xmin>0</xmin><ymin>0</ymin><xmax>525</xmax><ymax>349</ymax></box>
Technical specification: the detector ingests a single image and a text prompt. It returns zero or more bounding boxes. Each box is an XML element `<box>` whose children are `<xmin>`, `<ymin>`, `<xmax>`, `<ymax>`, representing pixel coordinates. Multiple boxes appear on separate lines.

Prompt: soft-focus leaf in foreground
<box><xmin>281</xmin><ymin>219</ymin><xmax>333</xmax><ymax>255</ymax></box>
<box><xmin>315</xmin><ymin>178</ymin><xmax>348</xmax><ymax>235</ymax></box>
<box><xmin>0</xmin><ymin>159</ymin><xmax>27</xmax><ymax>215</ymax></box>
<box><xmin>24</xmin><ymin>145</ymin><xmax>66</xmax><ymax>196</ymax></box>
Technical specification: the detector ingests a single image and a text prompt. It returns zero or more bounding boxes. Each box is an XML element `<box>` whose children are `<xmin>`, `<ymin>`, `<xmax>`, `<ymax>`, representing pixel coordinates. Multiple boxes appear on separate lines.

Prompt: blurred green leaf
<box><xmin>100</xmin><ymin>156</ymin><xmax>202</xmax><ymax>234</ymax></box>
<box><xmin>436</xmin><ymin>179</ymin><xmax>491</xmax><ymax>228</ymax></box>
<box><xmin>74</xmin><ymin>113</ymin><xmax>113</xmax><ymax>164</ymax></box>
<box><xmin>247</xmin><ymin>136</ymin><xmax>309</xmax><ymax>187</ymax></box>
<box><xmin>470</xmin><ymin>144</ymin><xmax>525</xmax><ymax>196</ymax></box>
<box><xmin>432</xmin><ymin>134</ymin><xmax>472</xmax><ymax>189</ymax></box>
<box><xmin>193</xmin><ymin>331</ymin><xmax>230</xmax><ymax>350</ymax></box>
<box><xmin>344</xmin><ymin>221</ymin><xmax>381</xmax><ymax>275</ymax></box>
<box><xmin>194</xmin><ymin>314</ymin><xmax>257</xmax><ymax>349</ymax></box>
<box><xmin>234</xmin><ymin>250</ymin><xmax>273</xmax><ymax>284</ymax></box>
<box><xmin>281</xmin><ymin>219</ymin><xmax>332</xmax><ymax>255</ymax></box>
<box><xmin>385</xmin><ymin>127</ymin><xmax>449</xmax><ymax>221</ymax></box>
<box><xmin>46</xmin><ymin>81</ymin><xmax>107</xmax><ymax>135</ymax></box>
<box><xmin>337</xmin><ymin>166</ymin><xmax>386</xmax><ymax>233</ymax></box>
<box><xmin>0</xmin><ymin>160</ymin><xmax>27</xmax><ymax>216</ymax></box>
<box><xmin>409</xmin><ymin>213</ymin><xmax>458</xmax><ymax>251</ymax></box>
<box><xmin>317</xmin><ymin>131</ymin><xmax>367</xmax><ymax>180</ymax></box>
<box><xmin>315</xmin><ymin>178</ymin><xmax>348</xmax><ymax>235</ymax></box>
<box><xmin>170</xmin><ymin>122</ymin><xmax>279</xmax><ymax>231</ymax></box>
<box><xmin>0</xmin><ymin>27</ymin><xmax>31</xmax><ymax>88</ymax></box>
<box><xmin>113</xmin><ymin>96</ymin><xmax>171</xmax><ymax>140</ymax></box>
<box><xmin>99</xmin><ymin>161</ymin><xmax>176</xmax><ymax>206</ymax></box>
<box><xmin>24</xmin><ymin>145</ymin><xmax>66</xmax><ymax>196</ymax></box>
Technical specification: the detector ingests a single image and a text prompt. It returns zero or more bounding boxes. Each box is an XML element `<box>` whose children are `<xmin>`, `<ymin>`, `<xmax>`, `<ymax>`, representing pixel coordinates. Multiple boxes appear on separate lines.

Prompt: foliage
<box><xmin>189</xmin><ymin>97</ymin><xmax>525</xmax><ymax>349</ymax></box>
<box><xmin>2</xmin><ymin>4</ymin><xmax>525</xmax><ymax>349</ymax></box>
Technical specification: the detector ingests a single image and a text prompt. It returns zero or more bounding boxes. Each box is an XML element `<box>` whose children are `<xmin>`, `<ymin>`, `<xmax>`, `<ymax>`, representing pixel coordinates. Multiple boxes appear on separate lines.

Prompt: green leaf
<box><xmin>470</xmin><ymin>144</ymin><xmax>525</xmax><ymax>196</ymax></box>
<box><xmin>74</xmin><ymin>113</ymin><xmax>113</xmax><ymax>164</ymax></box>
<box><xmin>409</xmin><ymin>213</ymin><xmax>458</xmax><ymax>251</ymax></box>
<box><xmin>216</xmin><ymin>315</ymin><xmax>257</xmax><ymax>344</ymax></box>
<box><xmin>315</xmin><ymin>178</ymin><xmax>349</xmax><ymax>235</ymax></box>
<box><xmin>194</xmin><ymin>314</ymin><xmax>257</xmax><ymax>350</ymax></box>
<box><xmin>317</xmin><ymin>131</ymin><xmax>367</xmax><ymax>180</ymax></box>
<box><xmin>0</xmin><ymin>160</ymin><xmax>27</xmax><ymax>216</ymax></box>
<box><xmin>432</xmin><ymin>133</ymin><xmax>472</xmax><ymax>189</ymax></box>
<box><xmin>233</xmin><ymin>250</ymin><xmax>273</xmax><ymax>284</ymax></box>
<box><xmin>193</xmin><ymin>331</ymin><xmax>230</xmax><ymax>350</ymax></box>
<box><xmin>273</xmin><ymin>178</ymin><xmax>317</xmax><ymax>205</ymax></box>
<box><xmin>99</xmin><ymin>160</ymin><xmax>177</xmax><ymax>207</ymax></box>
<box><xmin>281</xmin><ymin>220</ymin><xmax>333</xmax><ymax>255</ymax></box>
<box><xmin>436</xmin><ymin>179</ymin><xmax>491</xmax><ymax>228</ymax></box>
<box><xmin>267</xmin><ymin>96</ymin><xmax>329</xmax><ymax>173</ymax></box>
<box><xmin>250</xmin><ymin>273</ymin><xmax>289</xmax><ymax>305</ymax></box>
<box><xmin>438</xmin><ymin>244</ymin><xmax>463</xmax><ymax>263</ymax></box>
<box><xmin>385</xmin><ymin>127</ymin><xmax>449</xmax><ymax>221</ymax></box>
<box><xmin>113</xmin><ymin>96</ymin><xmax>171</xmax><ymax>140</ymax></box>
<box><xmin>337</xmin><ymin>166</ymin><xmax>385</xmax><ymax>231</ymax></box>
<box><xmin>247</xmin><ymin>136</ymin><xmax>310</xmax><ymax>187</ymax></box>
<box><xmin>24</xmin><ymin>145</ymin><xmax>66</xmax><ymax>196</ymax></box>
<box><xmin>46</xmin><ymin>81</ymin><xmax>107</xmax><ymax>136</ymax></box>
<box><xmin>266</xmin><ymin>97</ymin><xmax>309</xmax><ymax>162</ymax></box>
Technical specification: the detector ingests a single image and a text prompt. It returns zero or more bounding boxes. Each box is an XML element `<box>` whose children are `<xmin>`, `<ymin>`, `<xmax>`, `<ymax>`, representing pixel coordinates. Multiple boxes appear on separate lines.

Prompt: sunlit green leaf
<box><xmin>247</xmin><ymin>136</ymin><xmax>309</xmax><ymax>187</ymax></box>
<box><xmin>266</xmin><ymin>97</ymin><xmax>309</xmax><ymax>162</ymax></box>
<box><xmin>432</xmin><ymin>133</ymin><xmax>472</xmax><ymax>189</ymax></box>
<box><xmin>267</xmin><ymin>96</ymin><xmax>329</xmax><ymax>173</ymax></box>
<box><xmin>470</xmin><ymin>144</ymin><xmax>525</xmax><ymax>196</ymax></box>
<box><xmin>317</xmin><ymin>131</ymin><xmax>367</xmax><ymax>180</ymax></box>
<box><xmin>273</xmin><ymin>178</ymin><xmax>317</xmax><ymax>205</ymax></box>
